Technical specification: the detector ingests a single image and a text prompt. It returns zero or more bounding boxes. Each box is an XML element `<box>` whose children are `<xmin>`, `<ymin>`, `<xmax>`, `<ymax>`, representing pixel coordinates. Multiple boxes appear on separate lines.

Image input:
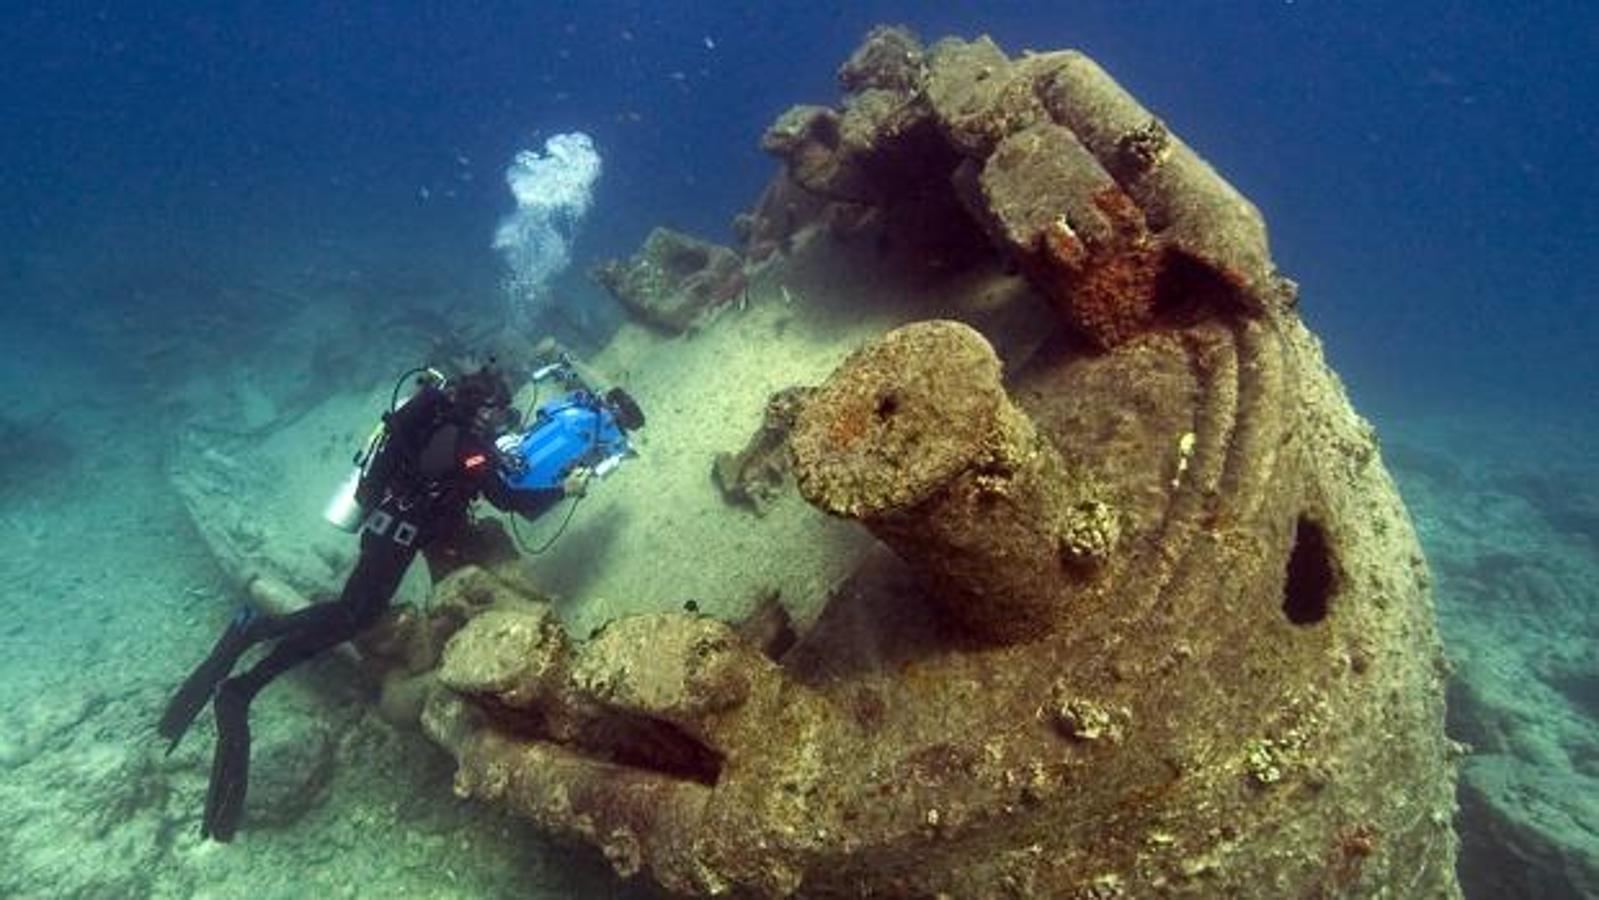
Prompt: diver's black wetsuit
<box><xmin>159</xmin><ymin>376</ymin><xmax>559</xmax><ymax>841</ymax></box>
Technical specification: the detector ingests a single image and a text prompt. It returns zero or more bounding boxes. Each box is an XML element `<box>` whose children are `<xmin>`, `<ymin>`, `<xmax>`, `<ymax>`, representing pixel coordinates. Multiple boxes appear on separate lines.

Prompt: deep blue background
<box><xmin>3</xmin><ymin>1</ymin><xmax>1595</xmax><ymax>416</ymax></box>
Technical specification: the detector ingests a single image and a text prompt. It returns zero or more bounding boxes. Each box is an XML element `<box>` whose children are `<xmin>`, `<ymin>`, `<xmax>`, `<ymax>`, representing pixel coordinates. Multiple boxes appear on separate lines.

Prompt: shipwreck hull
<box><xmin>159</xmin><ymin>25</ymin><xmax>1460</xmax><ymax>898</ymax></box>
<box><xmin>422</xmin><ymin>27</ymin><xmax>1462</xmax><ymax>899</ymax></box>
<box><xmin>422</xmin><ymin>304</ymin><xmax>1458</xmax><ymax>897</ymax></box>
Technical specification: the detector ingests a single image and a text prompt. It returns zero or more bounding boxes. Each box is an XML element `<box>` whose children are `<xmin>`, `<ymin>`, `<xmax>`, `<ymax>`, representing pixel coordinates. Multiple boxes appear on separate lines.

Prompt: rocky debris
<box><xmin>754</xmin><ymin>28</ymin><xmax>1292</xmax><ymax>348</ymax></box>
<box><xmin>838</xmin><ymin>25</ymin><xmax>925</xmax><ymax>94</ymax></box>
<box><xmin>753</xmin><ymin>32</ymin><xmax>990</xmax><ymax>272</ymax></box>
<box><xmin>437</xmin><ymin>604</ymin><xmax>571</xmax><ymax>708</ymax></box>
<box><xmin>969</xmin><ymin>120</ymin><xmax>1173</xmax><ymax>346</ymax></box>
<box><xmin>354</xmin><ymin>563</ymin><xmax>554</xmax><ymax>726</ymax></box>
<box><xmin>711</xmin><ymin>387</ymin><xmax>814</xmax><ymax>516</ymax></box>
<box><xmin>924</xmin><ymin>36</ymin><xmax>1047</xmax><ymax>158</ymax></box>
<box><xmin>732</xmin><ymin>173</ymin><xmax>833</xmax><ymax>264</ymax></box>
<box><xmin>759</xmin><ymin>105</ymin><xmax>876</xmax><ymax>204</ymax></box>
<box><xmin>593</xmin><ymin>228</ymin><xmax>746</xmax><ymax>333</ymax></box>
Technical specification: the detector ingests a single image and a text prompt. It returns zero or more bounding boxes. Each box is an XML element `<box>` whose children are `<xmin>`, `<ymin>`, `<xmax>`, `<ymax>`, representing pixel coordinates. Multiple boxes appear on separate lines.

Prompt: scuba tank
<box><xmin>322</xmin><ymin>367</ymin><xmax>446</xmax><ymax>531</ymax></box>
<box><xmin>322</xmin><ymin>421</ymin><xmax>385</xmax><ymax>532</ymax></box>
<box><xmin>323</xmin><ymin>466</ymin><xmax>368</xmax><ymax>532</ymax></box>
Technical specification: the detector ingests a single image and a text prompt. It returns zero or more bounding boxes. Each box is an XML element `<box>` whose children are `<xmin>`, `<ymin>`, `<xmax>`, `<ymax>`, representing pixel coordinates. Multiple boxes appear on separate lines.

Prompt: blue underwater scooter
<box><xmin>495</xmin><ymin>356</ymin><xmax>645</xmax><ymax>495</ymax></box>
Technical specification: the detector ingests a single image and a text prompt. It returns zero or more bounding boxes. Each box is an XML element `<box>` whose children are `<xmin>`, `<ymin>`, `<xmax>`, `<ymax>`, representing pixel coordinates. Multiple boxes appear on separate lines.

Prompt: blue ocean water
<box><xmin>6</xmin><ymin>2</ymin><xmax>1595</xmax><ymax>413</ymax></box>
<box><xmin>2</xmin><ymin>2</ymin><xmax>1595</xmax><ymax>897</ymax></box>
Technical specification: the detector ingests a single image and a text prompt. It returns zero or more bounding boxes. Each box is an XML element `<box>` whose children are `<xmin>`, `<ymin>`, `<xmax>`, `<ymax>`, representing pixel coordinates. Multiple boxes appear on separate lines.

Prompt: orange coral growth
<box><xmin>1030</xmin><ymin>186</ymin><xmax>1164</xmax><ymax>348</ymax></box>
<box><xmin>826</xmin><ymin>406</ymin><xmax>869</xmax><ymax>450</ymax></box>
<box><xmin>1328</xmin><ymin>822</ymin><xmax>1381</xmax><ymax>888</ymax></box>
<box><xmin>1068</xmin><ymin>245</ymin><xmax>1162</xmax><ymax>347</ymax></box>
<box><xmin>1091</xmin><ymin>186</ymin><xmax>1149</xmax><ymax>245</ymax></box>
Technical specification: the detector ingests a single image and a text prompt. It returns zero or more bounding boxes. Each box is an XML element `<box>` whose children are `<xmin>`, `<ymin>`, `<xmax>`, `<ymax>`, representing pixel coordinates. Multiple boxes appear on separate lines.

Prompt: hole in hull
<box><xmin>1283</xmin><ymin>515</ymin><xmax>1335</xmax><ymax>625</ymax></box>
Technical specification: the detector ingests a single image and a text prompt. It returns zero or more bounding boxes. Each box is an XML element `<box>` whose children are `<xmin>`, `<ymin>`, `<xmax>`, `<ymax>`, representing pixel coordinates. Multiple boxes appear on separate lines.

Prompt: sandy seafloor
<box><xmin>0</xmin><ymin>231</ymin><xmax>1594</xmax><ymax>898</ymax></box>
<box><xmin>1378</xmin><ymin>409</ymin><xmax>1599</xmax><ymax>897</ymax></box>
<box><xmin>0</xmin><ymin>319</ymin><xmax>656</xmax><ymax>897</ymax></box>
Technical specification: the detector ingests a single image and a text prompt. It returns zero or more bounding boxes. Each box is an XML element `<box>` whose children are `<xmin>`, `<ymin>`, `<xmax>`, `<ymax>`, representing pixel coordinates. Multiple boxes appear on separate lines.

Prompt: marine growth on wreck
<box><xmin>401</xmin><ymin>28</ymin><xmax>1462</xmax><ymax>898</ymax></box>
<box><xmin>162</xmin><ymin>25</ymin><xmax>1464</xmax><ymax>900</ymax></box>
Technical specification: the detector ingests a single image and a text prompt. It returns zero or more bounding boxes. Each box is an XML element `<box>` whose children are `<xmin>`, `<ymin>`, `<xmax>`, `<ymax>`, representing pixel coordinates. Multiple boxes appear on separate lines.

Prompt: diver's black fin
<box><xmin>158</xmin><ymin>610</ymin><xmax>255</xmax><ymax>755</ymax></box>
<box><xmin>201</xmin><ymin>683</ymin><xmax>252</xmax><ymax>843</ymax></box>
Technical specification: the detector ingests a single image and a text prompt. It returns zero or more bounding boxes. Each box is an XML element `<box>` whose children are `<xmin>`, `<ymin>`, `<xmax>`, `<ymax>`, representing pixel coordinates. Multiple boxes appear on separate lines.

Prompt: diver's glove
<box><xmin>561</xmin><ymin>466</ymin><xmax>592</xmax><ymax>498</ymax></box>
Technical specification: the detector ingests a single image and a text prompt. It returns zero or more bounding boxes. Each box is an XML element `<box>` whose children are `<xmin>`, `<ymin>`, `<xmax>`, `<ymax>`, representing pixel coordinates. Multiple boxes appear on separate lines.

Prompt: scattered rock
<box><xmin>711</xmin><ymin>386</ymin><xmax>814</xmax><ymax>515</ymax></box>
<box><xmin>733</xmin><ymin>172</ymin><xmax>833</xmax><ymax>264</ymax></box>
<box><xmin>593</xmin><ymin>228</ymin><xmax>746</xmax><ymax>333</ymax></box>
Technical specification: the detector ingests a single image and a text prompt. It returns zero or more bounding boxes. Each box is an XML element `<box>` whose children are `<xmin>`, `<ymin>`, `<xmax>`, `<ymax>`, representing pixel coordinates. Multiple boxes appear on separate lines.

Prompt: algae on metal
<box><xmin>413</xmin><ymin>26</ymin><xmax>1462</xmax><ymax>898</ymax></box>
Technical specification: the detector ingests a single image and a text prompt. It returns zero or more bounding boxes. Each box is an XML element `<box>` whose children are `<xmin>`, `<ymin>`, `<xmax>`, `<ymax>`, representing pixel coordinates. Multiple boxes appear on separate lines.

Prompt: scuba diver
<box><xmin>157</xmin><ymin>358</ymin><xmax>643</xmax><ymax>841</ymax></box>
